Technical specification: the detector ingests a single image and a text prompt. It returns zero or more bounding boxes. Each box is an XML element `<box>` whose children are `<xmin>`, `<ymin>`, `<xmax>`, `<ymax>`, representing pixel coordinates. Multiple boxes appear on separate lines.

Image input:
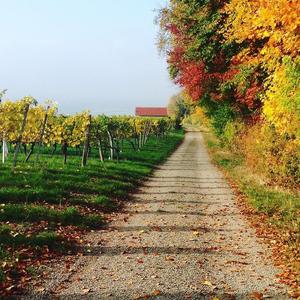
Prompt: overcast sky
<box><xmin>0</xmin><ymin>0</ymin><xmax>178</xmax><ymax>115</ymax></box>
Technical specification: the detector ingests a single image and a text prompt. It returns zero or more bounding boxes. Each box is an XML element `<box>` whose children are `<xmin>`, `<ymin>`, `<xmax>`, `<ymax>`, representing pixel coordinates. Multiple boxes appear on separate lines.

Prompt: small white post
<box><xmin>2</xmin><ymin>139</ymin><xmax>8</xmax><ymax>164</ymax></box>
<box><xmin>2</xmin><ymin>139</ymin><xmax>5</xmax><ymax>164</ymax></box>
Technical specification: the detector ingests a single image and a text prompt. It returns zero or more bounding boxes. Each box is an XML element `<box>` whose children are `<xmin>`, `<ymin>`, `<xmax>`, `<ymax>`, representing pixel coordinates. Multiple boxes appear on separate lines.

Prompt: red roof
<box><xmin>135</xmin><ymin>107</ymin><xmax>168</xmax><ymax>117</ymax></box>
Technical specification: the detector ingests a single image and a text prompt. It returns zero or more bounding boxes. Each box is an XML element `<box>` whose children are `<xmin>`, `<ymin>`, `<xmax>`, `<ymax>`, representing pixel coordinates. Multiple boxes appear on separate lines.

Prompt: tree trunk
<box><xmin>62</xmin><ymin>143</ymin><xmax>68</xmax><ymax>164</ymax></box>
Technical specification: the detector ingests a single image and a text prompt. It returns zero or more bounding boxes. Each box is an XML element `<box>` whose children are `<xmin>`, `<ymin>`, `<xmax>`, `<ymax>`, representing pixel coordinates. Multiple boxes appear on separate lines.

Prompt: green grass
<box><xmin>0</xmin><ymin>204</ymin><xmax>103</xmax><ymax>228</ymax></box>
<box><xmin>0</xmin><ymin>225</ymin><xmax>59</xmax><ymax>248</ymax></box>
<box><xmin>0</xmin><ymin>132</ymin><xmax>184</xmax><ymax>208</ymax></box>
<box><xmin>242</xmin><ymin>184</ymin><xmax>300</xmax><ymax>230</ymax></box>
<box><xmin>0</xmin><ymin>130</ymin><xmax>184</xmax><ymax>285</ymax></box>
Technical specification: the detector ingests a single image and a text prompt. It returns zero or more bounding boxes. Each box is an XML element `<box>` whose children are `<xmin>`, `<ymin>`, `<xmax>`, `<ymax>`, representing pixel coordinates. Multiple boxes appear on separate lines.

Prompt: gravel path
<box><xmin>33</xmin><ymin>131</ymin><xmax>290</xmax><ymax>299</ymax></box>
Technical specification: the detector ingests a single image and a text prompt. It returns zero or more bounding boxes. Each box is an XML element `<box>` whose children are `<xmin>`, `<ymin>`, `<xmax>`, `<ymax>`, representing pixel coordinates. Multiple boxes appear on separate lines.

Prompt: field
<box><xmin>0</xmin><ymin>130</ymin><xmax>184</xmax><ymax>294</ymax></box>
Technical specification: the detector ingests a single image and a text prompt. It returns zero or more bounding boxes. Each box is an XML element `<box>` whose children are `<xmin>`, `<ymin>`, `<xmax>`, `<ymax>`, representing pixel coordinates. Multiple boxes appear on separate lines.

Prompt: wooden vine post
<box><xmin>25</xmin><ymin>143</ymin><xmax>35</xmax><ymax>162</ymax></box>
<box><xmin>144</xmin><ymin>121</ymin><xmax>151</xmax><ymax>145</ymax></box>
<box><xmin>133</xmin><ymin>119</ymin><xmax>139</xmax><ymax>150</ymax></box>
<box><xmin>63</xmin><ymin>121</ymin><xmax>76</xmax><ymax>165</ymax></box>
<box><xmin>81</xmin><ymin>114</ymin><xmax>92</xmax><ymax>167</ymax></box>
<box><xmin>12</xmin><ymin>103</ymin><xmax>30</xmax><ymax>169</ymax></box>
<box><xmin>36</xmin><ymin>105</ymin><xmax>50</xmax><ymax>163</ymax></box>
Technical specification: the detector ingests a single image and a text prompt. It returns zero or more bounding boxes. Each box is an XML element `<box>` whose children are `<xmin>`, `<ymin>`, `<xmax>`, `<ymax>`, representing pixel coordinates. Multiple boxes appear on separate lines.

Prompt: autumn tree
<box><xmin>157</xmin><ymin>0</ymin><xmax>299</xmax><ymax>184</ymax></box>
<box><xmin>167</xmin><ymin>92</ymin><xmax>192</xmax><ymax>128</ymax></box>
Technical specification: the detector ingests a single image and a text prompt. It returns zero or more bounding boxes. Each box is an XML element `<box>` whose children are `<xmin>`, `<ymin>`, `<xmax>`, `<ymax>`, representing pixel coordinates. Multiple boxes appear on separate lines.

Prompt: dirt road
<box><xmin>33</xmin><ymin>132</ymin><xmax>290</xmax><ymax>299</ymax></box>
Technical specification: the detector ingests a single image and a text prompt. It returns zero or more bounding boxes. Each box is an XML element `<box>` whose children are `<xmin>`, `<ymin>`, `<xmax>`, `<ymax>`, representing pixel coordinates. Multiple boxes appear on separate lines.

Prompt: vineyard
<box><xmin>0</xmin><ymin>97</ymin><xmax>175</xmax><ymax>166</ymax></box>
<box><xmin>0</xmin><ymin>96</ymin><xmax>182</xmax><ymax>294</ymax></box>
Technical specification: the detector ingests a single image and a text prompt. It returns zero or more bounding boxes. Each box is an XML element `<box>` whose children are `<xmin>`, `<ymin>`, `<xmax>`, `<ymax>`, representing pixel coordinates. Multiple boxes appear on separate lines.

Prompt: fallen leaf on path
<box><xmin>82</xmin><ymin>288</ymin><xmax>91</xmax><ymax>294</ymax></box>
<box><xmin>165</xmin><ymin>256</ymin><xmax>175</xmax><ymax>261</ymax></box>
<box><xmin>197</xmin><ymin>260</ymin><xmax>203</xmax><ymax>266</ymax></box>
<box><xmin>251</xmin><ymin>292</ymin><xmax>263</xmax><ymax>300</ymax></box>
<box><xmin>134</xmin><ymin>295</ymin><xmax>150</xmax><ymax>300</ymax></box>
<box><xmin>152</xmin><ymin>290</ymin><xmax>161</xmax><ymax>296</ymax></box>
<box><xmin>151</xmin><ymin>226</ymin><xmax>162</xmax><ymax>232</ymax></box>
<box><xmin>202</xmin><ymin>280</ymin><xmax>213</xmax><ymax>287</ymax></box>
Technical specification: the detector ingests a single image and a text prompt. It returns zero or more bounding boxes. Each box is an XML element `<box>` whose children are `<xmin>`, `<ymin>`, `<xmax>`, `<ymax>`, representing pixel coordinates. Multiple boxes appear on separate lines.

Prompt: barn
<box><xmin>135</xmin><ymin>107</ymin><xmax>168</xmax><ymax>117</ymax></box>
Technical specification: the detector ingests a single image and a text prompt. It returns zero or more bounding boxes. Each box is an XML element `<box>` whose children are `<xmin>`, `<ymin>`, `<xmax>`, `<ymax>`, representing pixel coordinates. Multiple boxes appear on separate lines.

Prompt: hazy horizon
<box><xmin>0</xmin><ymin>0</ymin><xmax>179</xmax><ymax>115</ymax></box>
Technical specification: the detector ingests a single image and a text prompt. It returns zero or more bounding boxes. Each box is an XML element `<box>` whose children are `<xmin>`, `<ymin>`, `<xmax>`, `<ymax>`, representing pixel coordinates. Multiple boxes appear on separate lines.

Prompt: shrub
<box><xmin>212</xmin><ymin>104</ymin><xmax>235</xmax><ymax>136</ymax></box>
<box><xmin>240</xmin><ymin>122</ymin><xmax>300</xmax><ymax>187</ymax></box>
<box><xmin>200</xmin><ymin>95</ymin><xmax>236</xmax><ymax>136</ymax></box>
<box><xmin>222</xmin><ymin>119</ymin><xmax>245</xmax><ymax>150</ymax></box>
<box><xmin>263</xmin><ymin>56</ymin><xmax>300</xmax><ymax>141</ymax></box>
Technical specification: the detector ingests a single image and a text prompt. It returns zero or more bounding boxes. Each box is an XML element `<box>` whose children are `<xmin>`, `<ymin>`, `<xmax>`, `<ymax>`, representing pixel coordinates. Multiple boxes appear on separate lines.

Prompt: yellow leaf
<box><xmin>202</xmin><ymin>280</ymin><xmax>213</xmax><ymax>286</ymax></box>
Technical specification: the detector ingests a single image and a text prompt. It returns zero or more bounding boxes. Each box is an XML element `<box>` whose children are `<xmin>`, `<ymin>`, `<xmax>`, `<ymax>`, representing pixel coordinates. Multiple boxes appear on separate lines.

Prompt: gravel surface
<box><xmin>27</xmin><ymin>131</ymin><xmax>290</xmax><ymax>299</ymax></box>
